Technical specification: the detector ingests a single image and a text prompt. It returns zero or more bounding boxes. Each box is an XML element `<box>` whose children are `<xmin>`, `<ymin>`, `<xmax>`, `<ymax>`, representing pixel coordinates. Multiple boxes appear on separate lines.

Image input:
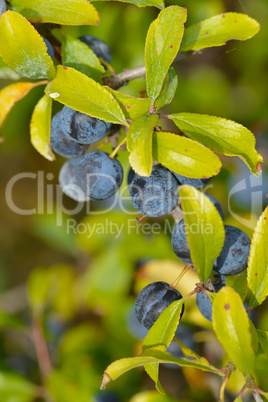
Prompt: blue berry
<box><xmin>59</xmin><ymin>151</ymin><xmax>123</xmax><ymax>201</ymax></box>
<box><xmin>171</xmin><ymin>220</ymin><xmax>192</xmax><ymax>264</ymax></box>
<box><xmin>135</xmin><ymin>281</ymin><xmax>184</xmax><ymax>330</ymax></box>
<box><xmin>128</xmin><ymin>166</ymin><xmax>179</xmax><ymax>217</ymax></box>
<box><xmin>42</xmin><ymin>37</ymin><xmax>54</xmax><ymax>60</ymax></box>
<box><xmin>173</xmin><ymin>173</ymin><xmax>211</xmax><ymax>189</ymax></box>
<box><xmin>0</xmin><ymin>0</ymin><xmax>6</xmax><ymax>16</ymax></box>
<box><xmin>50</xmin><ymin>112</ymin><xmax>88</xmax><ymax>158</ymax></box>
<box><xmin>127</xmin><ymin>167</ymin><xmax>135</xmax><ymax>186</ymax></box>
<box><xmin>60</xmin><ymin>106</ymin><xmax>112</xmax><ymax>144</ymax></box>
<box><xmin>79</xmin><ymin>35</ymin><xmax>111</xmax><ymax>64</ymax></box>
<box><xmin>94</xmin><ymin>391</ymin><xmax>120</xmax><ymax>402</ymax></box>
<box><xmin>196</xmin><ymin>278</ymin><xmax>225</xmax><ymax>322</ymax></box>
<box><xmin>213</xmin><ymin>225</ymin><xmax>251</xmax><ymax>275</ymax></box>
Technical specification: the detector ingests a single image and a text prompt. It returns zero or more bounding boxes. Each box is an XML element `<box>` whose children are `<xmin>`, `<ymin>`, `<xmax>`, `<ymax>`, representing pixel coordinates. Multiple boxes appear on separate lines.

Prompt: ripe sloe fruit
<box><xmin>79</xmin><ymin>35</ymin><xmax>111</xmax><ymax>64</ymax></box>
<box><xmin>50</xmin><ymin>112</ymin><xmax>88</xmax><ymax>158</ymax></box>
<box><xmin>135</xmin><ymin>281</ymin><xmax>184</xmax><ymax>330</ymax></box>
<box><xmin>94</xmin><ymin>390</ymin><xmax>120</xmax><ymax>402</ymax></box>
<box><xmin>127</xmin><ymin>167</ymin><xmax>135</xmax><ymax>186</ymax></box>
<box><xmin>171</xmin><ymin>220</ymin><xmax>192</xmax><ymax>264</ymax></box>
<box><xmin>128</xmin><ymin>166</ymin><xmax>179</xmax><ymax>217</ymax></box>
<box><xmin>172</xmin><ymin>173</ymin><xmax>211</xmax><ymax>189</ymax></box>
<box><xmin>213</xmin><ymin>225</ymin><xmax>251</xmax><ymax>275</ymax></box>
<box><xmin>59</xmin><ymin>151</ymin><xmax>123</xmax><ymax>201</ymax></box>
<box><xmin>42</xmin><ymin>37</ymin><xmax>54</xmax><ymax>60</ymax></box>
<box><xmin>196</xmin><ymin>278</ymin><xmax>225</xmax><ymax>322</ymax></box>
<box><xmin>0</xmin><ymin>0</ymin><xmax>6</xmax><ymax>16</ymax></box>
<box><xmin>60</xmin><ymin>106</ymin><xmax>112</xmax><ymax>144</ymax></box>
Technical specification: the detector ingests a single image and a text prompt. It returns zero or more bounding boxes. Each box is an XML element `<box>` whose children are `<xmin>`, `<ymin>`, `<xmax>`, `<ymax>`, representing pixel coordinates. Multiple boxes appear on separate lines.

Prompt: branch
<box><xmin>32</xmin><ymin>314</ymin><xmax>52</xmax><ymax>383</ymax></box>
<box><xmin>103</xmin><ymin>51</ymin><xmax>195</xmax><ymax>90</ymax></box>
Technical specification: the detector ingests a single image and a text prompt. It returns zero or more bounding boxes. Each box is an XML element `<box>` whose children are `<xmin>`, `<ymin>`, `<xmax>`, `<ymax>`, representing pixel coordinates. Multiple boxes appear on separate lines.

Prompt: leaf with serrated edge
<box><xmin>10</xmin><ymin>0</ymin><xmax>99</xmax><ymax>26</ymax></box>
<box><xmin>127</xmin><ymin>114</ymin><xmax>159</xmax><ymax>177</ymax></box>
<box><xmin>62</xmin><ymin>35</ymin><xmax>104</xmax><ymax>81</ymax></box>
<box><xmin>101</xmin><ymin>349</ymin><xmax>221</xmax><ymax>389</ymax></box>
<box><xmin>105</xmin><ymin>88</ymin><xmax>151</xmax><ymax>120</ymax></box>
<box><xmin>257</xmin><ymin>330</ymin><xmax>268</xmax><ymax>355</ymax></box>
<box><xmin>94</xmin><ymin>0</ymin><xmax>164</xmax><ymax>10</ymax></box>
<box><xmin>0</xmin><ymin>11</ymin><xmax>55</xmax><ymax>79</ymax></box>
<box><xmin>144</xmin><ymin>364</ymin><xmax>165</xmax><ymax>394</ymax></box>
<box><xmin>30</xmin><ymin>94</ymin><xmax>54</xmax><ymax>161</ymax></box>
<box><xmin>0</xmin><ymin>81</ymin><xmax>47</xmax><ymax>132</ymax></box>
<box><xmin>225</xmin><ymin>270</ymin><xmax>248</xmax><ymax>301</ymax></box>
<box><xmin>145</xmin><ymin>6</ymin><xmax>187</xmax><ymax>101</ymax></box>
<box><xmin>45</xmin><ymin>66</ymin><xmax>127</xmax><ymax>125</ymax></box>
<box><xmin>169</xmin><ymin>113</ymin><xmax>263</xmax><ymax>176</ymax></box>
<box><xmin>179</xmin><ymin>186</ymin><xmax>225</xmax><ymax>282</ymax></box>
<box><xmin>155</xmin><ymin>67</ymin><xmax>178</xmax><ymax>110</ymax></box>
<box><xmin>152</xmin><ymin>131</ymin><xmax>222</xmax><ymax>179</ymax></box>
<box><xmin>247</xmin><ymin>207</ymin><xmax>268</xmax><ymax>309</ymax></box>
<box><xmin>142</xmin><ymin>299</ymin><xmax>184</xmax><ymax>350</ymax></box>
<box><xmin>180</xmin><ymin>13</ymin><xmax>260</xmax><ymax>52</ymax></box>
<box><xmin>212</xmin><ymin>287</ymin><xmax>255</xmax><ymax>376</ymax></box>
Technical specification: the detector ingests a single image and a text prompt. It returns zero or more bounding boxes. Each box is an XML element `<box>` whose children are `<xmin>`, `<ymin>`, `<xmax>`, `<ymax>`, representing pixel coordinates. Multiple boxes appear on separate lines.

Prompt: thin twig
<box><xmin>251</xmin><ymin>388</ymin><xmax>264</xmax><ymax>402</ymax></box>
<box><xmin>32</xmin><ymin>314</ymin><xmax>52</xmax><ymax>382</ymax></box>
<box><xmin>102</xmin><ymin>51</ymin><xmax>194</xmax><ymax>90</ymax></box>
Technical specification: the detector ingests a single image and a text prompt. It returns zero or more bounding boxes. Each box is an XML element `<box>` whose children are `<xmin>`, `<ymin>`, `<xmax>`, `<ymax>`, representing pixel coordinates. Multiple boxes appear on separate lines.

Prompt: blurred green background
<box><xmin>0</xmin><ymin>0</ymin><xmax>268</xmax><ymax>400</ymax></box>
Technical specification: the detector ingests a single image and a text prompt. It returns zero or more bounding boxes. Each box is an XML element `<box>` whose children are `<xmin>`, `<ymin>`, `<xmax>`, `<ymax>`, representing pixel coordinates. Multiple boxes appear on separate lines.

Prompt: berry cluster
<box><xmin>49</xmin><ymin>35</ymin><xmax>251</xmax><ymax>334</ymax></box>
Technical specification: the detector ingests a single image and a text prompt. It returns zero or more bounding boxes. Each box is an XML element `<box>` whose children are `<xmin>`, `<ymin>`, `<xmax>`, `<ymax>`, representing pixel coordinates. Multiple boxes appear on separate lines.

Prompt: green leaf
<box><xmin>30</xmin><ymin>94</ymin><xmax>54</xmax><ymax>161</ymax></box>
<box><xmin>152</xmin><ymin>131</ymin><xmax>222</xmax><ymax>179</ymax></box>
<box><xmin>155</xmin><ymin>67</ymin><xmax>178</xmax><ymax>110</ymax></box>
<box><xmin>233</xmin><ymin>397</ymin><xmax>243</xmax><ymax>402</ymax></box>
<box><xmin>62</xmin><ymin>35</ymin><xmax>104</xmax><ymax>81</ymax></box>
<box><xmin>0</xmin><ymin>11</ymin><xmax>55</xmax><ymax>79</ymax></box>
<box><xmin>10</xmin><ymin>0</ymin><xmax>99</xmax><ymax>26</ymax></box>
<box><xmin>179</xmin><ymin>186</ymin><xmax>225</xmax><ymax>282</ymax></box>
<box><xmin>0</xmin><ymin>312</ymin><xmax>25</xmax><ymax>329</ymax></box>
<box><xmin>0</xmin><ymin>81</ymin><xmax>47</xmax><ymax>132</ymax></box>
<box><xmin>45</xmin><ymin>66</ymin><xmax>127</xmax><ymax>125</ymax></box>
<box><xmin>27</xmin><ymin>266</ymin><xmax>51</xmax><ymax>314</ymax></box>
<box><xmin>127</xmin><ymin>114</ymin><xmax>159</xmax><ymax>177</ymax></box>
<box><xmin>225</xmin><ymin>269</ymin><xmax>248</xmax><ymax>301</ymax></box>
<box><xmin>247</xmin><ymin>207</ymin><xmax>268</xmax><ymax>309</ymax></box>
<box><xmin>257</xmin><ymin>330</ymin><xmax>268</xmax><ymax>355</ymax></box>
<box><xmin>129</xmin><ymin>391</ymin><xmax>174</xmax><ymax>402</ymax></box>
<box><xmin>94</xmin><ymin>0</ymin><xmax>164</xmax><ymax>10</ymax></box>
<box><xmin>144</xmin><ymin>365</ymin><xmax>165</xmax><ymax>395</ymax></box>
<box><xmin>105</xmin><ymin>88</ymin><xmax>151</xmax><ymax>120</ymax></box>
<box><xmin>180</xmin><ymin>13</ymin><xmax>260</xmax><ymax>52</ymax></box>
<box><xmin>101</xmin><ymin>348</ymin><xmax>221</xmax><ymax>389</ymax></box>
<box><xmin>0</xmin><ymin>372</ymin><xmax>37</xmax><ymax>401</ymax></box>
<box><xmin>169</xmin><ymin>113</ymin><xmax>263</xmax><ymax>176</ymax></box>
<box><xmin>212</xmin><ymin>287</ymin><xmax>255</xmax><ymax>376</ymax></box>
<box><xmin>142</xmin><ymin>299</ymin><xmax>184</xmax><ymax>350</ymax></box>
<box><xmin>145</xmin><ymin>6</ymin><xmax>187</xmax><ymax>101</ymax></box>
<box><xmin>0</xmin><ymin>56</ymin><xmax>20</xmax><ymax>80</ymax></box>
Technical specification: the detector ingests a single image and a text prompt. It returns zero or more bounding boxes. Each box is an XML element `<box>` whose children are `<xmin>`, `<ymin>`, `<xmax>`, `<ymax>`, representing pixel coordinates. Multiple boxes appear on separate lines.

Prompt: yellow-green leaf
<box><xmin>155</xmin><ymin>67</ymin><xmax>178</xmax><ymax>110</ymax></box>
<box><xmin>180</xmin><ymin>13</ymin><xmax>260</xmax><ymax>52</ymax></box>
<box><xmin>0</xmin><ymin>81</ymin><xmax>47</xmax><ymax>132</ymax></box>
<box><xmin>45</xmin><ymin>66</ymin><xmax>127</xmax><ymax>125</ymax></box>
<box><xmin>127</xmin><ymin>114</ymin><xmax>159</xmax><ymax>177</ymax></box>
<box><xmin>145</xmin><ymin>6</ymin><xmax>187</xmax><ymax>101</ymax></box>
<box><xmin>101</xmin><ymin>349</ymin><xmax>221</xmax><ymax>389</ymax></box>
<box><xmin>94</xmin><ymin>0</ymin><xmax>164</xmax><ymax>10</ymax></box>
<box><xmin>212</xmin><ymin>287</ymin><xmax>255</xmax><ymax>376</ymax></box>
<box><xmin>0</xmin><ymin>11</ymin><xmax>55</xmax><ymax>79</ymax></box>
<box><xmin>169</xmin><ymin>113</ymin><xmax>263</xmax><ymax>176</ymax></box>
<box><xmin>247</xmin><ymin>207</ymin><xmax>268</xmax><ymax>309</ymax></box>
<box><xmin>179</xmin><ymin>186</ymin><xmax>225</xmax><ymax>282</ymax></box>
<box><xmin>30</xmin><ymin>94</ymin><xmax>54</xmax><ymax>161</ymax></box>
<box><xmin>105</xmin><ymin>88</ymin><xmax>151</xmax><ymax>120</ymax></box>
<box><xmin>152</xmin><ymin>131</ymin><xmax>222</xmax><ymax>179</ymax></box>
<box><xmin>10</xmin><ymin>0</ymin><xmax>99</xmax><ymax>26</ymax></box>
<box><xmin>62</xmin><ymin>35</ymin><xmax>104</xmax><ymax>81</ymax></box>
<box><xmin>257</xmin><ymin>329</ymin><xmax>268</xmax><ymax>355</ymax></box>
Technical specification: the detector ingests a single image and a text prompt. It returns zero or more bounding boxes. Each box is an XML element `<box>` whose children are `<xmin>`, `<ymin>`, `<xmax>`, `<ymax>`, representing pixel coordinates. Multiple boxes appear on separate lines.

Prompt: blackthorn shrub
<box><xmin>50</xmin><ymin>112</ymin><xmax>88</xmax><ymax>158</ymax></box>
<box><xmin>79</xmin><ymin>35</ymin><xmax>112</xmax><ymax>64</ymax></box>
<box><xmin>171</xmin><ymin>220</ymin><xmax>192</xmax><ymax>264</ymax></box>
<box><xmin>135</xmin><ymin>281</ymin><xmax>184</xmax><ymax>330</ymax></box>
<box><xmin>128</xmin><ymin>166</ymin><xmax>179</xmax><ymax>217</ymax></box>
<box><xmin>59</xmin><ymin>151</ymin><xmax>123</xmax><ymax>201</ymax></box>
<box><xmin>60</xmin><ymin>106</ymin><xmax>112</xmax><ymax>144</ymax></box>
<box><xmin>213</xmin><ymin>225</ymin><xmax>251</xmax><ymax>275</ymax></box>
